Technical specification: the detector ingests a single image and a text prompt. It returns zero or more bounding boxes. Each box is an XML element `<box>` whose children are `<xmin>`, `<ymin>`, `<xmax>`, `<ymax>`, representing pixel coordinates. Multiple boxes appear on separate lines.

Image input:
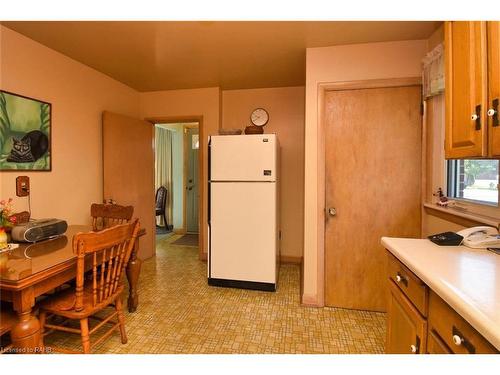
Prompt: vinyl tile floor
<box><xmin>43</xmin><ymin>235</ymin><xmax>386</xmax><ymax>354</ymax></box>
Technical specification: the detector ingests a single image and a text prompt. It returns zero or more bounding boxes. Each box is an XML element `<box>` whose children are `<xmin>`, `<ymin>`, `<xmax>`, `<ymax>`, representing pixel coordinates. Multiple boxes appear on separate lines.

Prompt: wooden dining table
<box><xmin>0</xmin><ymin>225</ymin><xmax>145</xmax><ymax>352</ymax></box>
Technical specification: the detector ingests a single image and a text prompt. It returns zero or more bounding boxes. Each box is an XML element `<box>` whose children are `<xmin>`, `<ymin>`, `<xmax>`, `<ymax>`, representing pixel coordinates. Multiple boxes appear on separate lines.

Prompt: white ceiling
<box><xmin>2</xmin><ymin>21</ymin><xmax>441</xmax><ymax>91</ymax></box>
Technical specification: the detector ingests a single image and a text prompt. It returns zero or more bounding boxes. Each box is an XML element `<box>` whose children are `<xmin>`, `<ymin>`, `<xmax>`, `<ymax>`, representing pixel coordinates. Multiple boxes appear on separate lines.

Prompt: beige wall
<box><xmin>423</xmin><ymin>213</ymin><xmax>467</xmax><ymax>237</ymax></box>
<box><xmin>139</xmin><ymin>87</ymin><xmax>220</xmax><ymax>255</ymax></box>
<box><xmin>303</xmin><ymin>40</ymin><xmax>428</xmax><ymax>306</ymax></box>
<box><xmin>221</xmin><ymin>86</ymin><xmax>305</xmax><ymax>261</ymax></box>
<box><xmin>0</xmin><ymin>26</ymin><xmax>140</xmax><ymax>225</ymax></box>
<box><xmin>427</xmin><ymin>24</ymin><xmax>444</xmax><ymax>52</ymax></box>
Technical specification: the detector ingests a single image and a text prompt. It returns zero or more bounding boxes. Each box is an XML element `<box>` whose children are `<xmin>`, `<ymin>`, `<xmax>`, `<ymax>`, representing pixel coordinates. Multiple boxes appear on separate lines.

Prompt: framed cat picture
<box><xmin>0</xmin><ymin>90</ymin><xmax>51</xmax><ymax>171</ymax></box>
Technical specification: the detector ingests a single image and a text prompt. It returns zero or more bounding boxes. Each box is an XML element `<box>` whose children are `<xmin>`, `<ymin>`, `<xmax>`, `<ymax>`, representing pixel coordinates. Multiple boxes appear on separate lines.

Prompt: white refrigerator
<box><xmin>208</xmin><ymin>134</ymin><xmax>280</xmax><ymax>291</ymax></box>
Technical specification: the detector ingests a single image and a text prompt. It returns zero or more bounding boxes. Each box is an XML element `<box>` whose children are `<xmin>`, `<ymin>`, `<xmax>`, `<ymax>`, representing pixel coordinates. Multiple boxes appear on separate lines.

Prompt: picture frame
<box><xmin>0</xmin><ymin>90</ymin><xmax>52</xmax><ymax>171</ymax></box>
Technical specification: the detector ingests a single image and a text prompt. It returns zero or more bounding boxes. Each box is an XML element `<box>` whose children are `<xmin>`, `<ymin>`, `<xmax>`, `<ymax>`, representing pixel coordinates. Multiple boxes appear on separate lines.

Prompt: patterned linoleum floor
<box><xmin>43</xmin><ymin>234</ymin><xmax>386</xmax><ymax>354</ymax></box>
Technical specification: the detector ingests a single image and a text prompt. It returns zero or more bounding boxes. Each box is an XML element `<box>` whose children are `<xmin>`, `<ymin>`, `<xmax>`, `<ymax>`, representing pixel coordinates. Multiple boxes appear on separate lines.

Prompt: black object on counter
<box><xmin>428</xmin><ymin>231</ymin><xmax>464</xmax><ymax>246</ymax></box>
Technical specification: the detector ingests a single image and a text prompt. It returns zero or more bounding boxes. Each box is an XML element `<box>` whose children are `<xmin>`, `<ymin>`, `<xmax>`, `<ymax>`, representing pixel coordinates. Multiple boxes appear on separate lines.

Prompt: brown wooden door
<box><xmin>445</xmin><ymin>21</ymin><xmax>487</xmax><ymax>158</ymax></box>
<box><xmin>324</xmin><ymin>85</ymin><xmax>421</xmax><ymax>312</ymax></box>
<box><xmin>386</xmin><ymin>281</ymin><xmax>427</xmax><ymax>354</ymax></box>
<box><xmin>488</xmin><ymin>21</ymin><xmax>500</xmax><ymax>156</ymax></box>
<box><xmin>102</xmin><ymin>111</ymin><xmax>155</xmax><ymax>259</ymax></box>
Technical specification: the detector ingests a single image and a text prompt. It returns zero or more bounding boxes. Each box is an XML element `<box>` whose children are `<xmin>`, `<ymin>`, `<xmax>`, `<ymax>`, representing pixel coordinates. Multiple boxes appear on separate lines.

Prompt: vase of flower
<box><xmin>0</xmin><ymin>198</ymin><xmax>16</xmax><ymax>248</ymax></box>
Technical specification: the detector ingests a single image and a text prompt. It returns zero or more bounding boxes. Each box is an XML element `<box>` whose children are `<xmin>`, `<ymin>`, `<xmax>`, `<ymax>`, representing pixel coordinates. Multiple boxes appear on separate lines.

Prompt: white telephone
<box><xmin>456</xmin><ymin>226</ymin><xmax>500</xmax><ymax>249</ymax></box>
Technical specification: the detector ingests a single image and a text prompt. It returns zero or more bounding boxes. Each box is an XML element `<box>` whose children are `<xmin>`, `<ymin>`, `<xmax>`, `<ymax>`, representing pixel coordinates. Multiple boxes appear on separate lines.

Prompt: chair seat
<box><xmin>39</xmin><ymin>281</ymin><xmax>124</xmax><ymax>319</ymax></box>
<box><xmin>0</xmin><ymin>309</ymin><xmax>17</xmax><ymax>336</ymax></box>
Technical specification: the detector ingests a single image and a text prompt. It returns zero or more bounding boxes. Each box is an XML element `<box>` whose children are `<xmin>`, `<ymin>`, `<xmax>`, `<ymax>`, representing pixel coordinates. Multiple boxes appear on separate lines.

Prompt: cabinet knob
<box><xmin>452</xmin><ymin>334</ymin><xmax>463</xmax><ymax>346</ymax></box>
<box><xmin>488</xmin><ymin>108</ymin><xmax>497</xmax><ymax>117</ymax></box>
<box><xmin>395</xmin><ymin>273</ymin><xmax>408</xmax><ymax>286</ymax></box>
<box><xmin>410</xmin><ymin>344</ymin><xmax>417</xmax><ymax>353</ymax></box>
<box><xmin>471</xmin><ymin>114</ymin><xmax>479</xmax><ymax>121</ymax></box>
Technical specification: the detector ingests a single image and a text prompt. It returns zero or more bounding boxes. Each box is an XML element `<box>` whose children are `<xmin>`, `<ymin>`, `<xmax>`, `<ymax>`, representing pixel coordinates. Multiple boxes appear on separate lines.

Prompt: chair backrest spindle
<box><xmin>73</xmin><ymin>220</ymin><xmax>140</xmax><ymax>309</ymax></box>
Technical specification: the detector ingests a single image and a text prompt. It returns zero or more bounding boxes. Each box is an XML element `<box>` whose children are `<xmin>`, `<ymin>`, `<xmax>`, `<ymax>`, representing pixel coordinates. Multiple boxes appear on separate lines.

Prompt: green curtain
<box><xmin>155</xmin><ymin>127</ymin><xmax>173</xmax><ymax>227</ymax></box>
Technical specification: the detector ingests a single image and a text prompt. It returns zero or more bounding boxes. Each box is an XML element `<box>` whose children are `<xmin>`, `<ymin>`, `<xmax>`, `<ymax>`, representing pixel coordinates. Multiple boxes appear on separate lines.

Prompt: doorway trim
<box><xmin>313</xmin><ymin>77</ymin><xmax>422</xmax><ymax>307</ymax></box>
<box><xmin>147</xmin><ymin>115</ymin><xmax>205</xmax><ymax>261</ymax></box>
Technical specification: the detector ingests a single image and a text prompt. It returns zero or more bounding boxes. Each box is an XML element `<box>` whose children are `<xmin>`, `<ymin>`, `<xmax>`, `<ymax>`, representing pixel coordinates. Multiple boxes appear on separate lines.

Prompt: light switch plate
<box><xmin>16</xmin><ymin>176</ymin><xmax>30</xmax><ymax>197</ymax></box>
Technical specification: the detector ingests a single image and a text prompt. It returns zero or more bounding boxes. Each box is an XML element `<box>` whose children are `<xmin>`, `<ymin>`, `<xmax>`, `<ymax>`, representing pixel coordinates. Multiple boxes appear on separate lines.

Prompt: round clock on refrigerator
<box><xmin>250</xmin><ymin>108</ymin><xmax>269</xmax><ymax>127</ymax></box>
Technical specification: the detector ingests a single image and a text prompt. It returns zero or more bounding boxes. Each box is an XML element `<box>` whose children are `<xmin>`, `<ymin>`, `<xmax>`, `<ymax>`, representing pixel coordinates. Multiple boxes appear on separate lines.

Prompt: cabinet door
<box><xmin>445</xmin><ymin>21</ymin><xmax>488</xmax><ymax>158</ymax></box>
<box><xmin>386</xmin><ymin>280</ymin><xmax>427</xmax><ymax>354</ymax></box>
<box><xmin>488</xmin><ymin>22</ymin><xmax>500</xmax><ymax>156</ymax></box>
<box><xmin>427</xmin><ymin>330</ymin><xmax>452</xmax><ymax>354</ymax></box>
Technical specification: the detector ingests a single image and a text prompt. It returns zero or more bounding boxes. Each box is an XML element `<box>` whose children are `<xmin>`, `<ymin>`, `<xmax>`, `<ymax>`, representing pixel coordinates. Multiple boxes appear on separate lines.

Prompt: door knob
<box><xmin>328</xmin><ymin>208</ymin><xmax>337</xmax><ymax>217</ymax></box>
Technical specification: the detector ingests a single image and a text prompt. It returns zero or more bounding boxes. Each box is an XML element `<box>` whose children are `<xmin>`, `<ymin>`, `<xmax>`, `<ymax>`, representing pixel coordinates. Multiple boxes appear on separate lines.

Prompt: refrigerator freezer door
<box><xmin>209</xmin><ymin>182</ymin><xmax>276</xmax><ymax>284</ymax></box>
<box><xmin>210</xmin><ymin>134</ymin><xmax>276</xmax><ymax>181</ymax></box>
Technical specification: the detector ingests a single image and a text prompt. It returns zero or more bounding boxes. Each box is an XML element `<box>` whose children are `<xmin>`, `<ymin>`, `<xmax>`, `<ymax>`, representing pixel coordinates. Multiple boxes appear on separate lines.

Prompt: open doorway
<box><xmin>154</xmin><ymin>122</ymin><xmax>200</xmax><ymax>245</ymax></box>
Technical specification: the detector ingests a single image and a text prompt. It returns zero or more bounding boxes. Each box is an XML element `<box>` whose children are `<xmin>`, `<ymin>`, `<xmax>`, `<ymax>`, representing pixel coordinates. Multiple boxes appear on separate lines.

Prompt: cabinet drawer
<box><xmin>428</xmin><ymin>291</ymin><xmax>498</xmax><ymax>354</ymax></box>
<box><xmin>387</xmin><ymin>252</ymin><xmax>428</xmax><ymax>316</ymax></box>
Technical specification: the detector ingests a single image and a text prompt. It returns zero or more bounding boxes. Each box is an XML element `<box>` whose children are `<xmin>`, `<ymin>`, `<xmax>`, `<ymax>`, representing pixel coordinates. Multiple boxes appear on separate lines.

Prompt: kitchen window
<box><xmin>447</xmin><ymin>159</ymin><xmax>499</xmax><ymax>206</ymax></box>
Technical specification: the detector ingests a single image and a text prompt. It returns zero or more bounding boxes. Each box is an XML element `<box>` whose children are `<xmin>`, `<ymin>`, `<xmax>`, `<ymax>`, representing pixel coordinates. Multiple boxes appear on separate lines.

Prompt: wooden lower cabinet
<box><xmin>386</xmin><ymin>280</ymin><xmax>427</xmax><ymax>354</ymax></box>
<box><xmin>428</xmin><ymin>291</ymin><xmax>498</xmax><ymax>354</ymax></box>
<box><xmin>427</xmin><ymin>330</ymin><xmax>452</xmax><ymax>354</ymax></box>
<box><xmin>385</xmin><ymin>252</ymin><xmax>499</xmax><ymax>354</ymax></box>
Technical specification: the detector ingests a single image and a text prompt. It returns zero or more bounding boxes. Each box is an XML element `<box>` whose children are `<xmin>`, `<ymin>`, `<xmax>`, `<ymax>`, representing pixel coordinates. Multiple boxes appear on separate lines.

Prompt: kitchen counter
<box><xmin>381</xmin><ymin>237</ymin><xmax>500</xmax><ymax>350</ymax></box>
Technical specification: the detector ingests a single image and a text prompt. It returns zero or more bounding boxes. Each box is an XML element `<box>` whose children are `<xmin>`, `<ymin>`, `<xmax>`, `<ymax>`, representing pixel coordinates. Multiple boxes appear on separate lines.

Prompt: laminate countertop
<box><xmin>381</xmin><ymin>237</ymin><xmax>500</xmax><ymax>350</ymax></box>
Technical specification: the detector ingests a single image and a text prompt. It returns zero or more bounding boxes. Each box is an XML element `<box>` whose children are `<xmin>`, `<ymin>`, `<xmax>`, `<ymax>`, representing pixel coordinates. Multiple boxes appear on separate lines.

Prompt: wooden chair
<box><xmin>90</xmin><ymin>202</ymin><xmax>141</xmax><ymax>313</ymax></box>
<box><xmin>155</xmin><ymin>186</ymin><xmax>169</xmax><ymax>229</ymax></box>
<box><xmin>0</xmin><ymin>303</ymin><xmax>17</xmax><ymax>354</ymax></box>
<box><xmin>91</xmin><ymin>203</ymin><xmax>133</xmax><ymax>231</ymax></box>
<box><xmin>38</xmin><ymin>220</ymin><xmax>140</xmax><ymax>354</ymax></box>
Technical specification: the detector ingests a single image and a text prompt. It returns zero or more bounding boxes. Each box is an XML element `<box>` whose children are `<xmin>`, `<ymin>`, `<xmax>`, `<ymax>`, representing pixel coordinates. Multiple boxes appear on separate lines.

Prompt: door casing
<box><xmin>147</xmin><ymin>116</ymin><xmax>205</xmax><ymax>260</ymax></box>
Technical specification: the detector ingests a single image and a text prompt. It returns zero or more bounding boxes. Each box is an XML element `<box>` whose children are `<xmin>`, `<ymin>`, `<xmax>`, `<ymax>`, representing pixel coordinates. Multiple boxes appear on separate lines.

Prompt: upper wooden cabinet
<box><xmin>488</xmin><ymin>22</ymin><xmax>500</xmax><ymax>156</ymax></box>
<box><xmin>445</xmin><ymin>21</ymin><xmax>487</xmax><ymax>158</ymax></box>
<box><xmin>445</xmin><ymin>21</ymin><xmax>500</xmax><ymax>158</ymax></box>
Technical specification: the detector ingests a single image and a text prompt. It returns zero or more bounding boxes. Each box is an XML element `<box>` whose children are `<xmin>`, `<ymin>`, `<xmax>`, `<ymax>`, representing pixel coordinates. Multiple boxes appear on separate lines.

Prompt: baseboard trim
<box><xmin>280</xmin><ymin>255</ymin><xmax>303</xmax><ymax>265</ymax></box>
<box><xmin>173</xmin><ymin>228</ymin><xmax>186</xmax><ymax>235</ymax></box>
<box><xmin>301</xmin><ymin>293</ymin><xmax>320</xmax><ymax>307</ymax></box>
